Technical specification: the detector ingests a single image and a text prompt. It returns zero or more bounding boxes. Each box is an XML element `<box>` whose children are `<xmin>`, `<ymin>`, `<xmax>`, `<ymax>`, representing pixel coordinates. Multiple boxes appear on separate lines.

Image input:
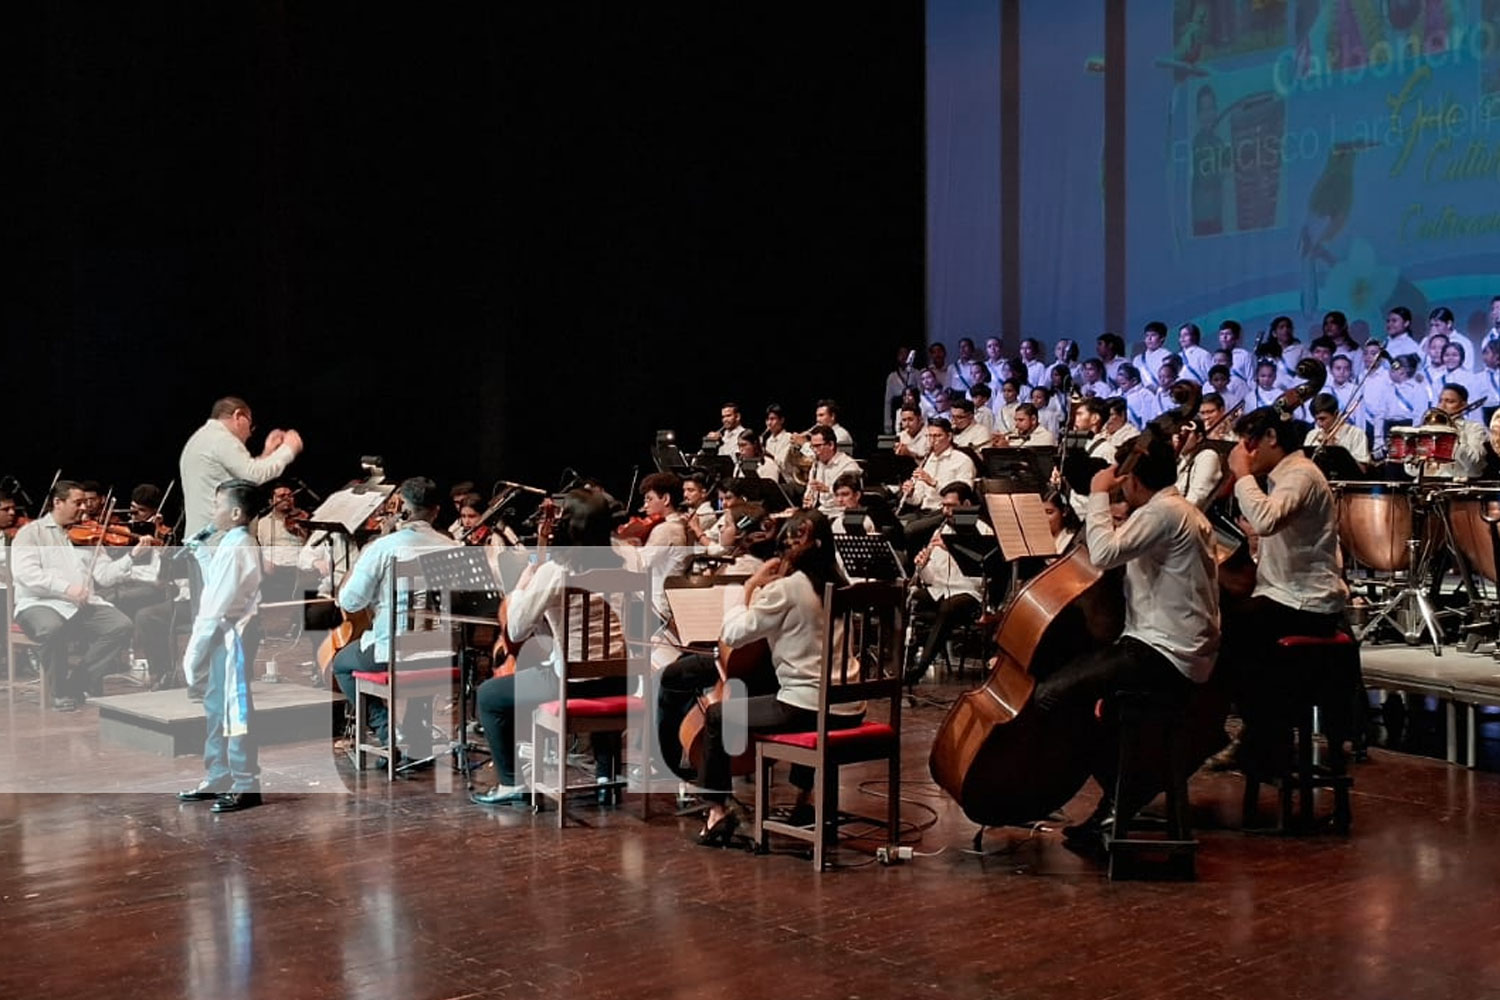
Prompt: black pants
<box><xmin>1034</xmin><ymin>636</ymin><xmax>1195</xmax><ymax>818</ymax></box>
<box><xmin>1220</xmin><ymin>595</ymin><xmax>1342</xmax><ymax>735</ymax></box>
<box><xmin>913</xmin><ymin>591</ymin><xmax>980</xmax><ymax>671</ymax></box>
<box><xmin>15</xmin><ymin>603</ymin><xmax>134</xmax><ymax>699</ymax></box>
<box><xmin>655</xmin><ymin>653</ymin><xmax>720</xmax><ymax>782</ymax></box>
<box><xmin>475</xmin><ymin>666</ymin><xmax>625</xmax><ymax>786</ymax></box>
<box><xmin>109</xmin><ymin>580</ymin><xmax>166</xmax><ymax>621</ymax></box>
<box><xmin>329</xmin><ymin>641</ymin><xmax>432</xmax><ymax>748</ymax></box>
<box><xmin>700</xmin><ymin>695</ymin><xmax>864</xmax><ymax>805</ymax></box>
<box><xmin>134</xmin><ymin>598</ymin><xmax>191</xmax><ymax>684</ymax></box>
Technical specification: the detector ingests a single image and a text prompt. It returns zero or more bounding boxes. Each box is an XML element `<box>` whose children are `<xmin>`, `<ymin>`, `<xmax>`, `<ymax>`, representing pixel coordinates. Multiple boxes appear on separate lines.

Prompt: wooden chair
<box><xmin>530</xmin><ymin>568</ymin><xmax>650</xmax><ymax>827</ymax></box>
<box><xmin>351</xmin><ymin>558</ymin><xmax>461</xmax><ymax>780</ymax></box>
<box><xmin>5</xmin><ymin>583</ymin><xmax>50</xmax><ymax>709</ymax></box>
<box><xmin>753</xmin><ymin>581</ymin><xmax>905</xmax><ymax>870</ymax></box>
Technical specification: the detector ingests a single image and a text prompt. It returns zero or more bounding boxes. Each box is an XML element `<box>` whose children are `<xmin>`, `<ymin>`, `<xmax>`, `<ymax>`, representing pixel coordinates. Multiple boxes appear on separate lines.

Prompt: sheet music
<box><xmin>664</xmin><ymin>583</ymin><xmax>743</xmax><ymax>645</ymax></box>
<box><xmin>307</xmin><ymin>488</ymin><xmax>391</xmax><ymax>537</ymax></box>
<box><xmin>984</xmin><ymin>495</ymin><xmax>1028</xmax><ymax>561</ymax></box>
<box><xmin>1012</xmin><ymin>493</ymin><xmax>1055</xmax><ymax>556</ymax></box>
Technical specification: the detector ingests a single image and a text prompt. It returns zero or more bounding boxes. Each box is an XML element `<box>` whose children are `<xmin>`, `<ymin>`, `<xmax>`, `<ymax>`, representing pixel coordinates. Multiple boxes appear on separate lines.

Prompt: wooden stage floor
<box><xmin>3</xmin><ymin>668</ymin><xmax>1500</xmax><ymax>1000</ymax></box>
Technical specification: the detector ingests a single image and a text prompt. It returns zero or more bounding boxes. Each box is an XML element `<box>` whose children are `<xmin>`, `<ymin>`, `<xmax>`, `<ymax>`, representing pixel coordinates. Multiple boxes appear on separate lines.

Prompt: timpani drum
<box><xmin>1445</xmin><ymin>488</ymin><xmax>1500</xmax><ymax>585</ymax></box>
<box><xmin>1334</xmin><ymin>481</ymin><xmax>1414</xmax><ymax>572</ymax></box>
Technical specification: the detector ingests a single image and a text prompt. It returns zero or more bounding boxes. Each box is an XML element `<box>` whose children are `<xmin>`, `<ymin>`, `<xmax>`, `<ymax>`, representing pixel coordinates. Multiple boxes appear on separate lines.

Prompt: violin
<box><xmin>615</xmin><ymin>512</ymin><xmax>664</xmax><ymax>544</ymax></box>
<box><xmin>3</xmin><ymin>516</ymin><xmax>31</xmax><ymax>541</ymax></box>
<box><xmin>69</xmin><ymin>520</ymin><xmax>134</xmax><ymax>547</ymax></box>
<box><xmin>285</xmin><ymin>508</ymin><xmax>311</xmax><ymax>540</ymax></box>
<box><xmin>464</xmin><ymin>523</ymin><xmax>491</xmax><ymax>546</ymax></box>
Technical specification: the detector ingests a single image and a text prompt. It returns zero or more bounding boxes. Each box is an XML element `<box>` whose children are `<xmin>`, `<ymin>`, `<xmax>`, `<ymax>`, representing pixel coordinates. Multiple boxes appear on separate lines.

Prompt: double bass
<box><xmin>929</xmin><ymin>383</ymin><xmax>1220</xmax><ymax>827</ymax></box>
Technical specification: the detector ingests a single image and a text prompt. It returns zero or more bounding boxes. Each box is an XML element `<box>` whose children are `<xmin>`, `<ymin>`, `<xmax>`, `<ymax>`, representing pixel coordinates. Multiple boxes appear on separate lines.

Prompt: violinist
<box><xmin>1036</xmin><ymin>431</ymin><xmax>1219</xmax><ymax>847</ymax></box>
<box><xmin>681</xmin><ymin>473</ymin><xmax>718</xmax><ymax>542</ymax></box>
<box><xmin>1208</xmin><ymin>407</ymin><xmax>1346</xmax><ymax>772</ymax></box>
<box><xmin>256</xmin><ymin>482</ymin><xmax>310</xmax><ymax>600</ymax></box>
<box><xmin>635</xmin><ymin>472</ymin><xmax>691</xmax><ymax>624</ymax></box>
<box><xmin>690</xmin><ymin>510</ymin><xmax>862</xmax><ymax>845</ymax></box>
<box><xmin>1198</xmin><ymin>392</ymin><xmax>1237</xmax><ymax>443</ymax></box>
<box><xmin>446</xmin><ymin>482</ymin><xmax>479</xmax><ymax>539</ymax></box>
<box><xmin>104</xmin><ymin>484</ymin><xmax>173</xmax><ymax>619</ymax></box>
<box><xmin>9</xmin><ymin>480</ymin><xmax>142</xmax><ymax>710</ymax></box>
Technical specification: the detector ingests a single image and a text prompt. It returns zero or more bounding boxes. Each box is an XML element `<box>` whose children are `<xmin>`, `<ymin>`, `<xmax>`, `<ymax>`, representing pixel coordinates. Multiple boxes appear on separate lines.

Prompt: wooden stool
<box><xmin>1241</xmin><ymin>633</ymin><xmax>1356</xmax><ymax>835</ymax></box>
<box><xmin>1103</xmin><ymin>688</ymin><xmax>1197</xmax><ymax>882</ymax></box>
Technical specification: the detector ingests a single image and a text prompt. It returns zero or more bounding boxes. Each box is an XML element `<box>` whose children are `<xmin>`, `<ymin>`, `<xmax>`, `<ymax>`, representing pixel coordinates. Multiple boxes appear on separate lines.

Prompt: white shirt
<box><xmin>1424</xmin><ymin>330</ymin><xmax>1478</xmax><ymax>371</ymax></box>
<box><xmin>1179</xmin><ymin>344</ymin><xmax>1215</xmax><ymax>385</ymax></box>
<box><xmin>179</xmin><ymin>420</ymin><xmax>296</xmax><ymax>538</ymax></box>
<box><xmin>1133</xmin><ymin>348</ymin><xmax>1171</xmax><ymax>388</ymax></box>
<box><xmin>1084</xmin><ymin>487</ymin><xmax>1219</xmax><ymax>682</ymax></box>
<box><xmin>721</xmin><ymin>570</ymin><xmax>860</xmax><ymax>716</ymax></box>
<box><xmin>920</xmin><ymin>520</ymin><xmax>992</xmax><ymax>604</ymax></box>
<box><xmin>1012</xmin><ymin>425</ymin><xmax>1057</xmax><ymax>448</ymax></box>
<box><xmin>1175</xmin><ymin>448</ymin><xmax>1223</xmax><ymax>510</ymax></box>
<box><xmin>952</xmin><ymin>422</ymin><xmax>990</xmax><ymax>451</ymax></box>
<box><xmin>642</xmin><ymin>514</ymin><xmax>691</xmax><ymax>620</ymax></box>
<box><xmin>506</xmin><ymin>543</ymin><xmax>646</xmax><ymax>679</ymax></box>
<box><xmin>255</xmin><ymin>513</ymin><xmax>306</xmax><ymax>569</ymax></box>
<box><xmin>1022</xmin><ymin>358</ymin><xmax>1048</xmax><ymax>388</ymax></box>
<box><xmin>181</xmin><ymin>525</ymin><xmax>262</xmax><ymax>679</ymax></box>
<box><xmin>807</xmin><ymin>451</ymin><xmax>860</xmax><ymax>517</ymax></box>
<box><xmin>884</xmin><ymin>369</ymin><xmax>918</xmax><ymax>430</ymax></box>
<box><xmin>1403</xmin><ymin>417</ymin><xmax>1487</xmax><ymax>480</ymax></box>
<box><xmin>909</xmin><ymin>448</ymin><xmax>977</xmax><ymax>512</ymax></box>
<box><xmin>1122</xmin><ymin>385</ymin><xmax>1160</xmax><ymax>427</ymax></box>
<box><xmin>896</xmin><ymin>427</ymin><xmax>930</xmax><ymax>459</ymax></box>
<box><xmin>763</xmin><ymin>429</ymin><xmax>794</xmax><ymax>469</ymax></box>
<box><xmin>1304</xmin><ymin>422</ymin><xmax>1370</xmax><ymax>464</ymax></box>
<box><xmin>10</xmin><ymin>514</ymin><xmax>138</xmax><ymax>619</ymax></box>
<box><xmin>716</xmin><ymin>426</ymin><xmax>748</xmax><ymax>458</ymax></box>
<box><xmin>1386</xmin><ymin>332</ymin><xmax>1421</xmax><ymax>357</ymax></box>
<box><xmin>337</xmin><ymin>520</ymin><xmax>459</xmax><ymax>654</ymax></box>
<box><xmin>1233</xmin><ymin>452</ymin><xmax>1346</xmax><ymax>614</ymax></box>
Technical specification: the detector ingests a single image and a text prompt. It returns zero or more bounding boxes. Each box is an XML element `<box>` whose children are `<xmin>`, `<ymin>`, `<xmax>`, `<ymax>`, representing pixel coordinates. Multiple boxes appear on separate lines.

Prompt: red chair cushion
<box><xmin>538</xmin><ymin>695</ymin><xmax>642</xmax><ymax>717</ymax></box>
<box><xmin>1277</xmin><ymin>633</ymin><xmax>1353</xmax><ymax>649</ymax></box>
<box><xmin>351</xmin><ymin>668</ymin><xmax>460</xmax><ymax>686</ymax></box>
<box><xmin>756</xmin><ymin>722</ymin><xmax>897</xmax><ymax>750</ymax></box>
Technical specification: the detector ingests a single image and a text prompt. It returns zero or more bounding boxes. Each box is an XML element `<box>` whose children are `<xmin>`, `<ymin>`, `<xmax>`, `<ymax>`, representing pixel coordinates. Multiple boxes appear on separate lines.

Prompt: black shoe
<box><xmin>178</xmin><ymin>781</ymin><xmax>231</xmax><ymax>802</ymax></box>
<box><xmin>51</xmin><ymin>696</ymin><xmax>79</xmax><ymax>712</ymax></box>
<box><xmin>470</xmin><ymin>783</ymin><xmax>527</xmax><ymax>806</ymax></box>
<box><xmin>211</xmin><ymin>791</ymin><xmax>262</xmax><ymax>813</ymax></box>
<box><xmin>187</xmin><ymin>687</ymin><xmax>206</xmax><ymax>704</ymax></box>
<box><xmin>1062</xmin><ymin>799</ymin><xmax>1114</xmax><ymax>843</ymax></box>
<box><xmin>696</xmin><ymin>807</ymin><xmax>742</xmax><ymax>847</ymax></box>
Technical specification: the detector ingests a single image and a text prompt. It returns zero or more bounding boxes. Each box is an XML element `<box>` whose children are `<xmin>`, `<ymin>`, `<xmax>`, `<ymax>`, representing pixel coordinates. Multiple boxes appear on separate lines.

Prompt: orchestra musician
<box><xmin>1404</xmin><ymin>385</ymin><xmax>1487</xmax><ymax>480</ymax></box>
<box><xmin>691</xmin><ymin>510</ymin><xmax>863</xmax><ymax>845</ymax></box>
<box><xmin>179</xmin><ymin>396</ymin><xmax>304</xmax><ymax>538</ymax></box>
<box><xmin>733</xmin><ymin>435</ymin><xmax>780</xmax><ymax>483</ymax></box>
<box><xmin>681</xmin><ymin>473</ymin><xmax>718</xmax><ymax>544</ymax></box>
<box><xmin>329</xmin><ymin>478</ymin><xmax>458</xmax><ymax>770</ymax></box>
<box><xmin>256</xmin><ymin>482</ymin><xmax>310</xmax><ymax>599</ymax></box>
<box><xmin>898</xmin><ymin>417</ymin><xmax>977</xmax><ymax>558</ymax></box>
<box><xmin>1174</xmin><ymin>419</ymin><xmax>1223</xmax><ymax>511</ymax></box>
<box><xmin>472</xmin><ymin>487</ymin><xmax>639</xmax><ymax>806</ymax></box>
<box><xmin>894</xmin><ymin>405</ymin><xmax>930</xmax><ymax>459</ymax></box>
<box><xmin>906</xmin><ymin>482</ymin><xmax>991</xmax><ymax>685</ymax></box>
<box><xmin>447</xmin><ymin>482</ymin><xmax>479</xmax><ymax>539</ymax></box>
<box><xmin>1302</xmin><ymin>393</ymin><xmax>1370</xmax><ymax>466</ymax></box>
<box><xmin>9</xmin><ymin>480</ymin><xmax>142</xmax><ymax>710</ymax></box>
<box><xmin>1004</xmin><ymin>403</ymin><xmax>1056</xmax><ymax>448</ymax></box>
<box><xmin>803</xmin><ymin>425</ymin><xmax>860</xmax><ymax>517</ymax></box>
<box><xmin>1209</xmin><ymin>406</ymin><xmax>1347</xmax><ymax>772</ymax></box>
<box><xmin>1036</xmin><ymin>430</ymin><xmax>1219</xmax><ymax>846</ymax></box>
<box><xmin>948</xmin><ymin>398</ymin><xmax>991</xmax><ymax>451</ymax></box>
<box><xmin>704</xmin><ymin>402</ymin><xmax>748</xmax><ymax>457</ymax></box>
<box><xmin>761</xmin><ymin>404</ymin><xmax>796</xmax><ymax>479</ymax></box>
<box><xmin>1197</xmin><ymin>392</ymin><xmax>1236</xmax><ymax>442</ymax></box>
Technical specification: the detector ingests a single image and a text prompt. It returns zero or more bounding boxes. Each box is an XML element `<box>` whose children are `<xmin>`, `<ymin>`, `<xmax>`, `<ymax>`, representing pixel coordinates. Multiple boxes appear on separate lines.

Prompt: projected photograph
<box><xmin>1173</xmin><ymin>0</ymin><xmax>1288</xmax><ymax>66</ymax></box>
<box><xmin>1179</xmin><ymin>67</ymin><xmax>1287</xmax><ymax>237</ymax></box>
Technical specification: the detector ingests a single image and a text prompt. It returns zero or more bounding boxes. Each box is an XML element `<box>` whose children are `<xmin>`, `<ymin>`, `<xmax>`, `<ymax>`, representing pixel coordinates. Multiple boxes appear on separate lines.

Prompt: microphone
<box><xmin>185</xmin><ymin>523</ymin><xmax>217</xmax><ymax>548</ymax></box>
<box><xmin>293</xmin><ymin>478</ymin><xmax>323</xmax><ymax>504</ymax></box>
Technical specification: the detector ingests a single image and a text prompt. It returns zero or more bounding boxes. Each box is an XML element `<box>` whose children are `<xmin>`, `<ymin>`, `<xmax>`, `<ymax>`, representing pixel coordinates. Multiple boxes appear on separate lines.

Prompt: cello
<box><xmin>928</xmin><ymin>384</ymin><xmax>1207</xmax><ymax>828</ymax></box>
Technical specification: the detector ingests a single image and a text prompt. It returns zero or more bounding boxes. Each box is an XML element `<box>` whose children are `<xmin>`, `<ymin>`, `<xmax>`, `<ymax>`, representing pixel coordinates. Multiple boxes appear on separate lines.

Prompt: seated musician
<box><xmin>1404</xmin><ymin>384</ymin><xmax>1488</xmax><ymax>480</ymax></box>
<box><xmin>329</xmin><ymin>477</ymin><xmax>458</xmax><ymax>769</ymax></box>
<box><xmin>1210</xmin><ymin>407</ymin><xmax>1347</xmax><ymax>771</ymax></box>
<box><xmin>1005</xmin><ymin>403</ymin><xmax>1056</xmax><ymax>448</ymax></box>
<box><xmin>1042</xmin><ymin>488</ymin><xmax>1081</xmax><ymax>554</ymax></box>
<box><xmin>692</xmin><ymin>510</ymin><xmax>863</xmax><ymax>844</ymax></box>
<box><xmin>10</xmin><ymin>480</ymin><xmax>143</xmax><ymax>710</ymax></box>
<box><xmin>948</xmin><ymin>398</ymin><xmax>991</xmax><ymax>451</ymax></box>
<box><xmin>804</xmin><ymin>425</ymin><xmax>861</xmax><ymax>518</ymax></box>
<box><xmin>102</xmin><ymin>483</ymin><xmax>172</xmax><ymax>620</ymax></box>
<box><xmin>762</xmin><ymin>404</ymin><xmax>796</xmax><ymax>475</ymax></box>
<box><xmin>790</xmin><ymin>398</ymin><xmax>856</xmax><ymax>458</ymax></box>
<box><xmin>704</xmin><ymin>402</ymin><xmax>748</xmax><ymax>457</ymax></box>
<box><xmin>1173</xmin><ymin>420</ymin><xmax>1223</xmax><ymax>511</ymax></box>
<box><xmin>630</xmin><ymin>471</ymin><xmax>691</xmax><ymax>625</ymax></box>
<box><xmin>255</xmin><ymin>481</ymin><xmax>310</xmax><ymax>600</ymax></box>
<box><xmin>893</xmin><ymin>405</ymin><xmax>930</xmax><ymax>459</ymax></box>
<box><xmin>446</xmin><ymin>482</ymin><xmax>478</xmax><ymax>539</ymax></box>
<box><xmin>1302</xmin><ymin>392</ymin><xmax>1370</xmax><ymax>467</ymax></box>
<box><xmin>472</xmin><ymin>487</ymin><xmax>640</xmax><ymax>805</ymax></box>
<box><xmin>1197</xmin><ymin>391</ymin><xmax>1237</xmax><ymax>442</ymax></box>
<box><xmin>906</xmin><ymin>482</ymin><xmax>992</xmax><ymax>685</ymax></box>
<box><xmin>1033</xmin><ymin>432</ymin><xmax>1219</xmax><ymax>844</ymax></box>
<box><xmin>898</xmin><ymin>417</ymin><xmax>977</xmax><ymax>557</ymax></box>
<box><xmin>829</xmin><ymin>473</ymin><xmax>876</xmax><ymax>537</ymax></box>
<box><xmin>733</xmin><ymin>434</ymin><xmax>781</xmax><ymax>483</ymax></box>
<box><xmin>681</xmin><ymin>473</ymin><xmax>718</xmax><ymax>543</ymax></box>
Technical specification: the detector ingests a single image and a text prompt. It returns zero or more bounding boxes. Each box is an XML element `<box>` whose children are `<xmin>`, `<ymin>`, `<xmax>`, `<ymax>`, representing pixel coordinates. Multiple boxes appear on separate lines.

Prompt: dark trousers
<box><xmin>135</xmin><ymin>598</ymin><xmax>191</xmax><ymax>684</ymax></box>
<box><xmin>329</xmin><ymin>641</ymin><xmax>432</xmax><ymax>747</ymax></box>
<box><xmin>476</xmin><ymin>666</ymin><xmax>625</xmax><ymax>786</ymax></box>
<box><xmin>913</xmin><ymin>591</ymin><xmax>980</xmax><ymax>670</ymax></box>
<box><xmin>201</xmin><ymin>627</ymin><xmax>259</xmax><ymax>792</ymax></box>
<box><xmin>656</xmin><ymin>653</ymin><xmax>720</xmax><ymax>782</ymax></box>
<box><xmin>700</xmin><ymin>695</ymin><xmax>864</xmax><ymax>804</ymax></box>
<box><xmin>15</xmin><ymin>603</ymin><xmax>134</xmax><ymax>699</ymax></box>
<box><xmin>109</xmin><ymin>580</ymin><xmax>166</xmax><ymax>620</ymax></box>
<box><xmin>1034</xmin><ymin>636</ymin><xmax>1195</xmax><ymax>818</ymax></box>
<box><xmin>1220</xmin><ymin>595</ymin><xmax>1342</xmax><ymax>735</ymax></box>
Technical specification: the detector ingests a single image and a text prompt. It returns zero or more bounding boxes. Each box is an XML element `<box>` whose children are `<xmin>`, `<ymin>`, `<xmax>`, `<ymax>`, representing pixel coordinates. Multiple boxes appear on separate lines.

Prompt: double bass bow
<box><xmin>927</xmin><ymin>384</ymin><xmax>1201</xmax><ymax>828</ymax></box>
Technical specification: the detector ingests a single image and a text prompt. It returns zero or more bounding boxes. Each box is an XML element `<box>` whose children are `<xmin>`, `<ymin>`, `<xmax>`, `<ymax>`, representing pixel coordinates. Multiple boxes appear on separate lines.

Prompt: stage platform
<box><xmin>1360</xmin><ymin>641</ymin><xmax>1500</xmax><ymax>769</ymax></box>
<box><xmin>92</xmin><ymin>681</ymin><xmax>345</xmax><ymax>756</ymax></box>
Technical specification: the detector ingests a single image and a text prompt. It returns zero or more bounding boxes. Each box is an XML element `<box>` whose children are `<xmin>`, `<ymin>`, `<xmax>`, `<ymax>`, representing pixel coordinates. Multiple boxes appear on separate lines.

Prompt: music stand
<box><xmin>415</xmin><ymin>546</ymin><xmax>503</xmax><ymax>788</ymax></box>
<box><xmin>863</xmin><ymin>449</ymin><xmax>916</xmax><ymax>488</ymax></box>
<box><xmin>1306</xmin><ymin>444</ymin><xmax>1365</xmax><ymax>482</ymax></box>
<box><xmin>980</xmin><ymin>448</ymin><xmax>1050</xmax><ymax>495</ymax></box>
<box><xmin>833</xmin><ymin>518</ymin><xmax>905</xmax><ymax>582</ymax></box>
